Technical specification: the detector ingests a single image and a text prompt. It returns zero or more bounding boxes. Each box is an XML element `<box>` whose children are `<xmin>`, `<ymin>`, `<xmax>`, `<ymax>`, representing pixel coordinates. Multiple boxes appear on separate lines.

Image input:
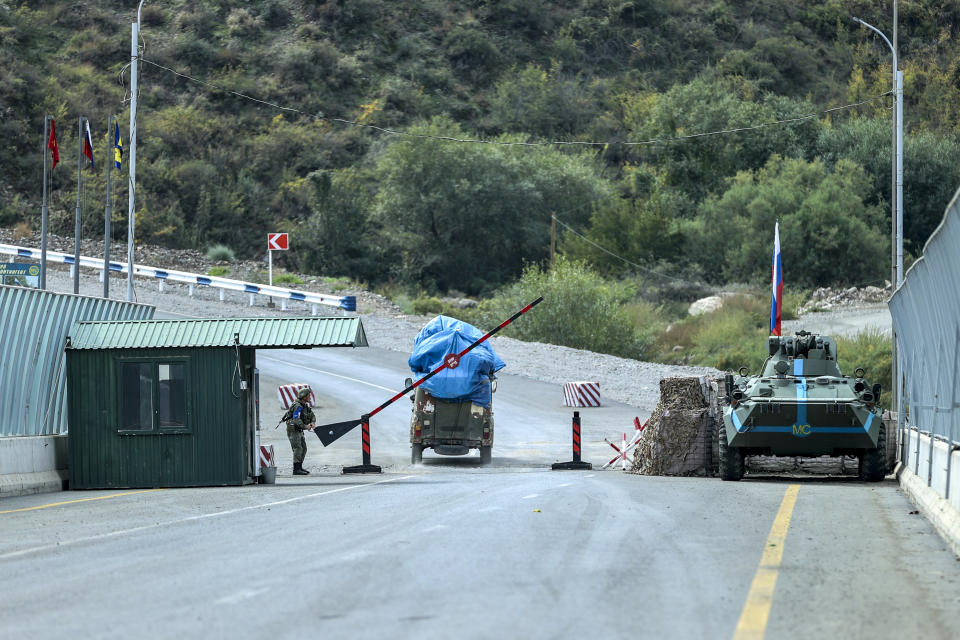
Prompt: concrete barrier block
<box><xmin>951</xmin><ymin>449</ymin><xmax>960</xmax><ymax>513</ymax></box>
<box><xmin>0</xmin><ymin>471</ymin><xmax>67</xmax><ymax>498</ymax></box>
<box><xmin>0</xmin><ymin>435</ymin><xmax>68</xmax><ymax>475</ymax></box>
<box><xmin>0</xmin><ymin>473</ymin><xmax>24</xmax><ymax>496</ymax></box>
<box><xmin>900</xmin><ymin>464</ymin><xmax>960</xmax><ymax>559</ymax></box>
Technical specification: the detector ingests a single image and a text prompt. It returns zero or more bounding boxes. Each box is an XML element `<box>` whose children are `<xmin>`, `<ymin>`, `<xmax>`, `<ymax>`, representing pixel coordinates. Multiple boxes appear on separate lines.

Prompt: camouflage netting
<box><xmin>630</xmin><ymin>377</ymin><xmax>719</xmax><ymax>476</ymax></box>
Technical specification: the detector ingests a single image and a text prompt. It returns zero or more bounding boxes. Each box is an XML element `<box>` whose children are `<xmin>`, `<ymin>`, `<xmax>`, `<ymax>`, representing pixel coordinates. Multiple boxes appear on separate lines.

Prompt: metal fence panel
<box><xmin>889</xmin><ymin>185</ymin><xmax>960</xmax><ymax>448</ymax></box>
<box><xmin>0</xmin><ymin>286</ymin><xmax>153</xmax><ymax>436</ymax></box>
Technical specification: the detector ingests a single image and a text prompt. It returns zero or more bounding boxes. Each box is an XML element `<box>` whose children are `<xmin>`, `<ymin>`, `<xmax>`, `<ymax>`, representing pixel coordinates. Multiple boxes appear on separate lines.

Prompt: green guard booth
<box><xmin>66</xmin><ymin>316</ymin><xmax>367</xmax><ymax>489</ymax></box>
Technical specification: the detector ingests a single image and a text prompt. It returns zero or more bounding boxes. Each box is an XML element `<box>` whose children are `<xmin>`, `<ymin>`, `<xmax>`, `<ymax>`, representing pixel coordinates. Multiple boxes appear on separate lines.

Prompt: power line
<box><xmin>552</xmin><ymin>214</ymin><xmax>696</xmax><ymax>284</ymax></box>
<box><xmin>139</xmin><ymin>58</ymin><xmax>888</xmax><ymax>148</ymax></box>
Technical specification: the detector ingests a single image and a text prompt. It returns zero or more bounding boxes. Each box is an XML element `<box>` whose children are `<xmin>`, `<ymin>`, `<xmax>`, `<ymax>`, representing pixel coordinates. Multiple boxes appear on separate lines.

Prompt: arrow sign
<box><xmin>314</xmin><ymin>296</ymin><xmax>544</xmax><ymax>446</ymax></box>
<box><xmin>267</xmin><ymin>233</ymin><xmax>288</xmax><ymax>251</ymax></box>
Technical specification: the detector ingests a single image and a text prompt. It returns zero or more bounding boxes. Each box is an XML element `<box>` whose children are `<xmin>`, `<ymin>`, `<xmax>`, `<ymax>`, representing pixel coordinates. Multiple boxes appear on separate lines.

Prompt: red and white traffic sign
<box><xmin>267</xmin><ymin>233</ymin><xmax>288</xmax><ymax>251</ymax></box>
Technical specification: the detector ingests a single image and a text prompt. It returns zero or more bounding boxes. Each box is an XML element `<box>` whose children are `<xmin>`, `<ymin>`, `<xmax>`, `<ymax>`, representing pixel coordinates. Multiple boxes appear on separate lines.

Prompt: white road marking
<box><xmin>584</xmin><ymin>474</ymin><xmax>595</xmax><ymax>478</ymax></box>
<box><xmin>522</xmin><ymin>494</ymin><xmax>539</xmax><ymax>499</ymax></box>
<box><xmin>558</xmin><ymin>483</ymin><xmax>571</xmax><ymax>488</ymax></box>
<box><xmin>260</xmin><ymin>355</ymin><xmax>396</xmax><ymax>393</ymax></box>
<box><xmin>420</xmin><ymin>524</ymin><xmax>448</xmax><ymax>533</ymax></box>
<box><xmin>0</xmin><ymin>476</ymin><xmax>413</xmax><ymax>562</ymax></box>
<box><xmin>215</xmin><ymin>588</ymin><xmax>269</xmax><ymax>606</ymax></box>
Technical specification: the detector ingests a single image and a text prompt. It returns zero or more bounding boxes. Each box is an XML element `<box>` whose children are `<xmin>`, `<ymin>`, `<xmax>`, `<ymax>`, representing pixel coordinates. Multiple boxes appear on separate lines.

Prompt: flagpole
<box><xmin>41</xmin><ymin>115</ymin><xmax>50</xmax><ymax>290</ymax></box>
<box><xmin>104</xmin><ymin>115</ymin><xmax>114</xmax><ymax>298</ymax></box>
<box><xmin>126</xmin><ymin>2</ymin><xmax>144</xmax><ymax>302</ymax></box>
<box><xmin>74</xmin><ymin>116</ymin><xmax>84</xmax><ymax>295</ymax></box>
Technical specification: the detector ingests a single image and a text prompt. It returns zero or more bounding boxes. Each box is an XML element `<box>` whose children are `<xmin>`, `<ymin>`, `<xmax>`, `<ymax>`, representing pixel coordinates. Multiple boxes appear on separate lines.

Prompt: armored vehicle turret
<box><xmin>719</xmin><ymin>331</ymin><xmax>886</xmax><ymax>481</ymax></box>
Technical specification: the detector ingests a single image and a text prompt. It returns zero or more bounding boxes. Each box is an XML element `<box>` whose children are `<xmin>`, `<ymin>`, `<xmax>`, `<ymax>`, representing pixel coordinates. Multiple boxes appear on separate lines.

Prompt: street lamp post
<box><xmin>853</xmin><ymin>11</ymin><xmax>905</xmax><ymax>445</ymax></box>
<box><xmin>852</xmin><ymin>15</ymin><xmax>903</xmax><ymax>288</ymax></box>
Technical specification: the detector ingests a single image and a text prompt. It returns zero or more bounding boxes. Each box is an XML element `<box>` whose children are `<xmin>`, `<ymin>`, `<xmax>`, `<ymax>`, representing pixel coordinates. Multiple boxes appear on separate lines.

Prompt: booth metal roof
<box><xmin>67</xmin><ymin>316</ymin><xmax>367</xmax><ymax>350</ymax></box>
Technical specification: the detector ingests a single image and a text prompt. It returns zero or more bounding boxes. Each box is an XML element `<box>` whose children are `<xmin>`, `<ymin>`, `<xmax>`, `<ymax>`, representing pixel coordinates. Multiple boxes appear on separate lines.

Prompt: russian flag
<box><xmin>770</xmin><ymin>221</ymin><xmax>782</xmax><ymax>336</ymax></box>
<box><xmin>83</xmin><ymin>120</ymin><xmax>94</xmax><ymax>169</ymax></box>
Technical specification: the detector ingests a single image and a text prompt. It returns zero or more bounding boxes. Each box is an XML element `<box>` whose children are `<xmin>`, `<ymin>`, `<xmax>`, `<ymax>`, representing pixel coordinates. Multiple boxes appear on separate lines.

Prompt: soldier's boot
<box><xmin>293</xmin><ymin>462</ymin><xmax>310</xmax><ymax>475</ymax></box>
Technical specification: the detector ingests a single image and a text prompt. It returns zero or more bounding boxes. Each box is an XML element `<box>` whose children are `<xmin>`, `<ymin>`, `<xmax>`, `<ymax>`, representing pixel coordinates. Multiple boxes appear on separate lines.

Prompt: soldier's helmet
<box><xmin>297</xmin><ymin>387</ymin><xmax>312</xmax><ymax>400</ymax></box>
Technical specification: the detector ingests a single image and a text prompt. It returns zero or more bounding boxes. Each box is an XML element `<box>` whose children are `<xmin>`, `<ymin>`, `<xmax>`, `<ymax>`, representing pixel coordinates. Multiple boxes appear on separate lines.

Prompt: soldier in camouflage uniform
<box><xmin>283</xmin><ymin>387</ymin><xmax>316</xmax><ymax>475</ymax></box>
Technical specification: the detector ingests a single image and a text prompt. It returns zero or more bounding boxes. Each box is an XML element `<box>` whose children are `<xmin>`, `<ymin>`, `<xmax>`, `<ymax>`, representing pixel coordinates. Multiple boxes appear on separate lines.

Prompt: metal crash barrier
<box><xmin>0</xmin><ymin>243</ymin><xmax>355</xmax><ymax>314</ymax></box>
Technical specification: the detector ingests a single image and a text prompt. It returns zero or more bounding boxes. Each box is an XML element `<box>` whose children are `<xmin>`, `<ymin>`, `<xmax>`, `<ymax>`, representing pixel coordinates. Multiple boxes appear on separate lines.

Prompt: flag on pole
<box><xmin>82</xmin><ymin>120</ymin><xmax>94</xmax><ymax>169</ymax></box>
<box><xmin>113</xmin><ymin>121</ymin><xmax>122</xmax><ymax>169</ymax></box>
<box><xmin>770</xmin><ymin>221</ymin><xmax>782</xmax><ymax>336</ymax></box>
<box><xmin>48</xmin><ymin>119</ymin><xmax>60</xmax><ymax>169</ymax></box>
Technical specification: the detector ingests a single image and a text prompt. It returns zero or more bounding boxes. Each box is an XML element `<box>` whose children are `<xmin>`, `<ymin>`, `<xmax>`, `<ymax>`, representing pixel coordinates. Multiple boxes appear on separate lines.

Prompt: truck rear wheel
<box><xmin>480</xmin><ymin>445</ymin><xmax>492</xmax><ymax>465</ymax></box>
<box><xmin>718</xmin><ymin>421</ymin><xmax>744</xmax><ymax>481</ymax></box>
<box><xmin>411</xmin><ymin>443</ymin><xmax>423</xmax><ymax>465</ymax></box>
<box><xmin>859</xmin><ymin>423</ymin><xmax>886</xmax><ymax>482</ymax></box>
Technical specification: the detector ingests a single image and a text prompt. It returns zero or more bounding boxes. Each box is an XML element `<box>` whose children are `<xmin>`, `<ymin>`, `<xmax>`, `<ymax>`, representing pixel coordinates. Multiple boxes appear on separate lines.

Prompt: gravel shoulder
<box><xmin>782</xmin><ymin>303</ymin><xmax>892</xmax><ymax>338</ymax></box>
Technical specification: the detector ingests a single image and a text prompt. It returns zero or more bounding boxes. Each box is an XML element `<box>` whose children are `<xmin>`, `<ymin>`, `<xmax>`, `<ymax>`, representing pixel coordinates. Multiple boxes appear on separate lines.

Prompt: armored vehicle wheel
<box><xmin>718</xmin><ymin>422</ymin><xmax>744</xmax><ymax>481</ymax></box>
<box><xmin>858</xmin><ymin>423</ymin><xmax>886</xmax><ymax>482</ymax></box>
<box><xmin>479</xmin><ymin>445</ymin><xmax>492</xmax><ymax>465</ymax></box>
<box><xmin>411</xmin><ymin>443</ymin><xmax>424</xmax><ymax>465</ymax></box>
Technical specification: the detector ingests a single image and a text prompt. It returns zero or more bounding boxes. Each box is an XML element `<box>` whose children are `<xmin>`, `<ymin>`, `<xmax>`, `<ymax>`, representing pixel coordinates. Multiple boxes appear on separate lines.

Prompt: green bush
<box><xmin>471</xmin><ymin>257</ymin><xmax>652</xmax><ymax>359</ymax></box>
<box><xmin>411</xmin><ymin>296</ymin><xmax>445</xmax><ymax>316</ymax></box>
<box><xmin>273</xmin><ymin>273</ymin><xmax>304</xmax><ymax>285</ymax></box>
<box><xmin>655</xmin><ymin>294</ymin><xmax>769</xmax><ymax>371</ymax></box>
<box><xmin>208</xmin><ymin>266</ymin><xmax>229</xmax><ymax>277</ymax></box>
<box><xmin>206</xmin><ymin>244</ymin><xmax>236</xmax><ymax>262</ymax></box>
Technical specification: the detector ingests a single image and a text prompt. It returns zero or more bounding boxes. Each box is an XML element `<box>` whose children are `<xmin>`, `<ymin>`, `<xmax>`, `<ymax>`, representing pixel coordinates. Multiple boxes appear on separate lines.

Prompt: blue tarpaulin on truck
<box><xmin>408</xmin><ymin>316</ymin><xmax>505</xmax><ymax>408</ymax></box>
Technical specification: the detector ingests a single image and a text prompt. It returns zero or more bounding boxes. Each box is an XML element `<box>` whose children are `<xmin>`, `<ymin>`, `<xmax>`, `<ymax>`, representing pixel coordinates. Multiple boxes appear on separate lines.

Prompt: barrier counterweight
<box><xmin>343</xmin><ymin>415</ymin><xmax>382</xmax><ymax>474</ymax></box>
<box><xmin>552</xmin><ymin>411</ymin><xmax>593</xmax><ymax>471</ymax></box>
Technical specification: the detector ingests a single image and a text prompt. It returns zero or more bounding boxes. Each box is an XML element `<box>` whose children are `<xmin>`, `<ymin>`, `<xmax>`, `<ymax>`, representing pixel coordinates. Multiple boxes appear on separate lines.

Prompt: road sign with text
<box><xmin>267</xmin><ymin>233</ymin><xmax>288</xmax><ymax>251</ymax></box>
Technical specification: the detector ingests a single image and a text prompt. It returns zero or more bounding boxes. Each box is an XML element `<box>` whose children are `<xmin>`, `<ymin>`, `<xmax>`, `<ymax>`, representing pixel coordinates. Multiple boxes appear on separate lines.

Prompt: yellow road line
<box><xmin>0</xmin><ymin>489</ymin><xmax>163</xmax><ymax>515</ymax></box>
<box><xmin>734</xmin><ymin>484</ymin><xmax>801</xmax><ymax>640</ymax></box>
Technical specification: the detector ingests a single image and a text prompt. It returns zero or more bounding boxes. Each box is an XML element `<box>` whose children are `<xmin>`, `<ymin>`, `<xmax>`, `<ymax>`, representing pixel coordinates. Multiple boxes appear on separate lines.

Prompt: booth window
<box><xmin>119</xmin><ymin>359</ymin><xmax>190</xmax><ymax>433</ymax></box>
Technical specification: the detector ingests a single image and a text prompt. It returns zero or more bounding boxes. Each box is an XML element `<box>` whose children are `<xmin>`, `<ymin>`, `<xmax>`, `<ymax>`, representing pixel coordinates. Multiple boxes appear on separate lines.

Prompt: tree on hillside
<box><xmin>687</xmin><ymin>155</ymin><xmax>887</xmax><ymax>288</ymax></box>
<box><xmin>561</xmin><ymin>165</ymin><xmax>688</xmax><ymax>277</ymax></box>
<box><xmin>817</xmin><ymin>117</ymin><xmax>960</xmax><ymax>253</ymax></box>
<box><xmin>369</xmin><ymin>117</ymin><xmax>614</xmax><ymax>293</ymax></box>
<box><xmin>624</xmin><ymin>75</ymin><xmax>823</xmax><ymax>201</ymax></box>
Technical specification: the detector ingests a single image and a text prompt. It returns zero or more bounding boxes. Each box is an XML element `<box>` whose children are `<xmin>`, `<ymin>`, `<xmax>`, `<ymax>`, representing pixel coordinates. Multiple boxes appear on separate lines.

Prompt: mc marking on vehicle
<box><xmin>792</xmin><ymin>424</ymin><xmax>812</xmax><ymax>438</ymax></box>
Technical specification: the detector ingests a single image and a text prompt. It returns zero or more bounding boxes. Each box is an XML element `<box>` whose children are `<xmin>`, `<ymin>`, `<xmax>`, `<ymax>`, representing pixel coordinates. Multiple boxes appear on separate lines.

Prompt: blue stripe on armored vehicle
<box><xmin>719</xmin><ymin>331</ymin><xmax>886</xmax><ymax>482</ymax></box>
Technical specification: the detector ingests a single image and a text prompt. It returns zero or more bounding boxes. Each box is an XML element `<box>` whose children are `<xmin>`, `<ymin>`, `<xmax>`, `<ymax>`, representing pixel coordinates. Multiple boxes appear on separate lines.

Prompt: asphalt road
<box><xmin>2</xmin><ymin>318</ymin><xmax>959</xmax><ymax>639</ymax></box>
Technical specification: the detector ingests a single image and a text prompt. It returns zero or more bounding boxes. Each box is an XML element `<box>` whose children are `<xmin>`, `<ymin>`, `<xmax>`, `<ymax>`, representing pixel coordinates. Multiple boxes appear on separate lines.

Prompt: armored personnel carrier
<box><xmin>719</xmin><ymin>331</ymin><xmax>886</xmax><ymax>481</ymax></box>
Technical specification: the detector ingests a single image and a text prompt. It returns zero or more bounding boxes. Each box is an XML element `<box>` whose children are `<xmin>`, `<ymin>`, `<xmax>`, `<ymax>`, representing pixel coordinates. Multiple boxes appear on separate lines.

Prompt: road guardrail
<box><xmin>0</xmin><ymin>243</ymin><xmax>356</xmax><ymax>314</ymax></box>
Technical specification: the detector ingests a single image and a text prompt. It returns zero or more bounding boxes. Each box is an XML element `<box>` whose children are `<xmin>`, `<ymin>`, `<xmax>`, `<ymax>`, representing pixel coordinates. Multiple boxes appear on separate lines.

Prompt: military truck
<box><xmin>719</xmin><ymin>331</ymin><xmax>886</xmax><ymax>481</ymax></box>
<box><xmin>406</xmin><ymin>316</ymin><xmax>505</xmax><ymax>465</ymax></box>
<box><xmin>407</xmin><ymin>376</ymin><xmax>496</xmax><ymax>464</ymax></box>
